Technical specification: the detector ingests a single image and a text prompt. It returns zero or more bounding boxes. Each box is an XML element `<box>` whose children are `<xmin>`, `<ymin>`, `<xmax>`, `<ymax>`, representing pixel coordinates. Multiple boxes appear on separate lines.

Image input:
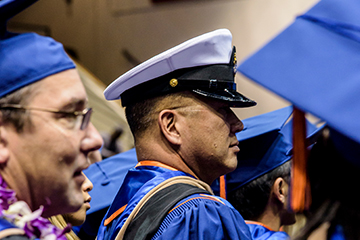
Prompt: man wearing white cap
<box><xmin>0</xmin><ymin>0</ymin><xmax>103</xmax><ymax>239</ymax></box>
<box><xmin>97</xmin><ymin>29</ymin><xmax>256</xmax><ymax>240</ymax></box>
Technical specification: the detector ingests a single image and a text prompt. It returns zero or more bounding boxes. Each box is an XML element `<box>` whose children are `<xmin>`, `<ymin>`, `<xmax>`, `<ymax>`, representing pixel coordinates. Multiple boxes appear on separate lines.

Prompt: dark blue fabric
<box><xmin>0</xmin><ymin>0</ymin><xmax>37</xmax><ymax>22</ymax></box>
<box><xmin>0</xmin><ymin>218</ymin><xmax>30</xmax><ymax>239</ymax></box>
<box><xmin>237</xmin><ymin>0</ymin><xmax>360</xmax><ymax>146</ymax></box>
<box><xmin>0</xmin><ymin>32</ymin><xmax>75</xmax><ymax>98</ymax></box>
<box><xmin>298</xmin><ymin>14</ymin><xmax>360</xmax><ymax>43</ymax></box>
<box><xmin>0</xmin><ymin>0</ymin><xmax>75</xmax><ymax>99</ymax></box>
<box><xmin>247</xmin><ymin>223</ymin><xmax>289</xmax><ymax>240</ymax></box>
<box><xmin>96</xmin><ymin>165</ymin><xmax>252</xmax><ymax>240</ymax></box>
<box><xmin>152</xmin><ymin>194</ymin><xmax>251</xmax><ymax>240</ymax></box>
<box><xmin>0</xmin><ymin>218</ymin><xmax>18</xmax><ymax>232</ymax></box>
<box><xmin>329</xmin><ymin>225</ymin><xmax>346</xmax><ymax>240</ymax></box>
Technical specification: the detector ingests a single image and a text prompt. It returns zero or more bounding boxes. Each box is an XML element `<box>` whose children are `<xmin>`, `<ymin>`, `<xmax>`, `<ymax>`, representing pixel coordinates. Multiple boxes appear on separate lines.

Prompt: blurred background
<box><xmin>8</xmin><ymin>0</ymin><xmax>319</xmax><ymax>154</ymax></box>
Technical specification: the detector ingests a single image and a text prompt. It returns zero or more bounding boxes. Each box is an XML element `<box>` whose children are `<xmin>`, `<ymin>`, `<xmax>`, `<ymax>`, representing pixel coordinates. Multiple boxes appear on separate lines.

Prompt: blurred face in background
<box><xmin>63</xmin><ymin>172</ymin><xmax>93</xmax><ymax>226</ymax></box>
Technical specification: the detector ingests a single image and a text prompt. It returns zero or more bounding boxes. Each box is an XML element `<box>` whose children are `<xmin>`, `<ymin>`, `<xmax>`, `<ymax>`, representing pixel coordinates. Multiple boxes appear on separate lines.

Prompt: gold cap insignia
<box><xmin>169</xmin><ymin>78</ymin><xmax>178</xmax><ymax>87</ymax></box>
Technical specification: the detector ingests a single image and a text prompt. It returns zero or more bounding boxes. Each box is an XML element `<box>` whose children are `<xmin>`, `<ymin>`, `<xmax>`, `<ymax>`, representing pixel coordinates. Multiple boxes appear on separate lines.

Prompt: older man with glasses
<box><xmin>0</xmin><ymin>1</ymin><xmax>103</xmax><ymax>239</ymax></box>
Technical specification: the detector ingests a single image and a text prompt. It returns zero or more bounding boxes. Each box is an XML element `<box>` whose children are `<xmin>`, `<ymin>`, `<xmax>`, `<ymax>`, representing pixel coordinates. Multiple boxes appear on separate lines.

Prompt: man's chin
<box><xmin>61</xmin><ymin>192</ymin><xmax>84</xmax><ymax>215</ymax></box>
<box><xmin>224</xmin><ymin>158</ymin><xmax>238</xmax><ymax>174</ymax></box>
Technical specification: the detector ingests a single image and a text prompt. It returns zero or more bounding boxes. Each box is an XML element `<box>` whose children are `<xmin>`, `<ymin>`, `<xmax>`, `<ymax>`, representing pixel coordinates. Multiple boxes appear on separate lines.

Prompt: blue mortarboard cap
<box><xmin>211</xmin><ymin>106</ymin><xmax>322</xmax><ymax>197</ymax></box>
<box><xmin>0</xmin><ymin>0</ymin><xmax>75</xmax><ymax>98</ymax></box>
<box><xmin>0</xmin><ymin>0</ymin><xmax>36</xmax><ymax>23</ymax></box>
<box><xmin>237</xmin><ymin>0</ymin><xmax>360</xmax><ymax>211</ymax></box>
<box><xmin>211</xmin><ymin>107</ymin><xmax>292</xmax><ymax>197</ymax></box>
<box><xmin>104</xmin><ymin>29</ymin><xmax>256</xmax><ymax>108</ymax></box>
<box><xmin>81</xmin><ymin>148</ymin><xmax>137</xmax><ymax>236</ymax></box>
<box><xmin>227</xmin><ymin>107</ymin><xmax>293</xmax><ymax>191</ymax></box>
<box><xmin>237</xmin><ymin>0</ymin><xmax>360</xmax><ymax>146</ymax></box>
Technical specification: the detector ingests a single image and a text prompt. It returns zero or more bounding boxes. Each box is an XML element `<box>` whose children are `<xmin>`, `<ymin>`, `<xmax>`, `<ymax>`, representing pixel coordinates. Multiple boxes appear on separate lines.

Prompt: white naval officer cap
<box><xmin>104</xmin><ymin>28</ymin><xmax>256</xmax><ymax>108</ymax></box>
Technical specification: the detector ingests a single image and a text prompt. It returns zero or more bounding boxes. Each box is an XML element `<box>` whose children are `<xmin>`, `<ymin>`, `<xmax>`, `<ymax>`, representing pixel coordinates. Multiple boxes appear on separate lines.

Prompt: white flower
<box><xmin>3</xmin><ymin>201</ymin><xmax>43</xmax><ymax>228</ymax></box>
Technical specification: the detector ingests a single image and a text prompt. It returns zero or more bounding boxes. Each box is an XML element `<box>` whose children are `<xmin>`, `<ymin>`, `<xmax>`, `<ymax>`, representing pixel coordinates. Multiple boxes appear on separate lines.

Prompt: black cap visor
<box><xmin>193</xmin><ymin>88</ymin><xmax>256</xmax><ymax>108</ymax></box>
<box><xmin>121</xmin><ymin>64</ymin><xmax>257</xmax><ymax>107</ymax></box>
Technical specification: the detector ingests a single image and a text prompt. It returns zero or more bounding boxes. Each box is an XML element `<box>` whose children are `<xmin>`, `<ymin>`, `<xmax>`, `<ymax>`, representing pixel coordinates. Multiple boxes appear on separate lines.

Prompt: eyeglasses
<box><xmin>0</xmin><ymin>104</ymin><xmax>93</xmax><ymax>130</ymax></box>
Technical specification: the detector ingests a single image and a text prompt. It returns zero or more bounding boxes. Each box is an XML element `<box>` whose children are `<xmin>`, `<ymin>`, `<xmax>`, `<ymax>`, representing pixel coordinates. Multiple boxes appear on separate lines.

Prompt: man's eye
<box><xmin>57</xmin><ymin>112</ymin><xmax>76</xmax><ymax>119</ymax></box>
<box><xmin>56</xmin><ymin>112</ymin><xmax>78</xmax><ymax>128</ymax></box>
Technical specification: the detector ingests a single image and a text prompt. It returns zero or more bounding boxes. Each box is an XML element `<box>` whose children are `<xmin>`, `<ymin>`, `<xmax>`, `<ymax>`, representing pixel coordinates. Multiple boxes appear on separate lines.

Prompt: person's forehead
<box><xmin>29</xmin><ymin>69</ymin><xmax>88</xmax><ymax>107</ymax></box>
<box><xmin>192</xmin><ymin>94</ymin><xmax>230</xmax><ymax>109</ymax></box>
<box><xmin>179</xmin><ymin>99</ymin><xmax>231</xmax><ymax>118</ymax></box>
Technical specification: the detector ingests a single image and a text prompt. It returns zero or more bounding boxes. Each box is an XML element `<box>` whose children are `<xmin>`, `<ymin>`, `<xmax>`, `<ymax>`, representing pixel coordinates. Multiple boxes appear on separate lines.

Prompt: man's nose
<box><xmin>228</xmin><ymin>110</ymin><xmax>244</xmax><ymax>134</ymax></box>
<box><xmin>81</xmin><ymin>123</ymin><xmax>103</xmax><ymax>153</ymax></box>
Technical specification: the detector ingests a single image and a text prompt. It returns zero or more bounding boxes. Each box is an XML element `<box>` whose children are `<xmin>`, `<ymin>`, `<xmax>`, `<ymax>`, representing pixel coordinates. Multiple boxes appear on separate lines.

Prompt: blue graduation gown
<box><xmin>0</xmin><ymin>218</ymin><xmax>28</xmax><ymax>239</ymax></box>
<box><xmin>246</xmin><ymin>221</ymin><xmax>289</xmax><ymax>240</ymax></box>
<box><xmin>96</xmin><ymin>162</ymin><xmax>252</xmax><ymax>240</ymax></box>
<box><xmin>246</xmin><ymin>221</ymin><xmax>347</xmax><ymax>240</ymax></box>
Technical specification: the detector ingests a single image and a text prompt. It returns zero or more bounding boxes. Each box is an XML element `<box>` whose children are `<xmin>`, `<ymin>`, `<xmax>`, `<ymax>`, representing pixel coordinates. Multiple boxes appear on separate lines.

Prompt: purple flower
<box><xmin>24</xmin><ymin>215</ymin><xmax>70</xmax><ymax>240</ymax></box>
<box><xmin>0</xmin><ymin>176</ymin><xmax>17</xmax><ymax>213</ymax></box>
<box><xmin>0</xmin><ymin>188</ymin><xmax>17</xmax><ymax>212</ymax></box>
<box><xmin>0</xmin><ymin>175</ymin><xmax>68</xmax><ymax>240</ymax></box>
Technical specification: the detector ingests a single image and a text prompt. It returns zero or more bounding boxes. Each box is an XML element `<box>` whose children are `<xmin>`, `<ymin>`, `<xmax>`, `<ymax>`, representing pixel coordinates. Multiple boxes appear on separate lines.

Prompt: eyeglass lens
<box><xmin>80</xmin><ymin>108</ymin><xmax>93</xmax><ymax>130</ymax></box>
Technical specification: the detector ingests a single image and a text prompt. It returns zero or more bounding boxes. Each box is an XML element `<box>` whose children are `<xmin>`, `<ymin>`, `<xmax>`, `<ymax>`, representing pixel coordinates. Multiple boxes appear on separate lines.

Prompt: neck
<box><xmin>135</xmin><ymin>141</ymin><xmax>200</xmax><ymax>181</ymax></box>
<box><xmin>0</xmin><ymin>166</ymin><xmax>34</xmax><ymax>211</ymax></box>
<box><xmin>256</xmin><ymin>207</ymin><xmax>281</xmax><ymax>231</ymax></box>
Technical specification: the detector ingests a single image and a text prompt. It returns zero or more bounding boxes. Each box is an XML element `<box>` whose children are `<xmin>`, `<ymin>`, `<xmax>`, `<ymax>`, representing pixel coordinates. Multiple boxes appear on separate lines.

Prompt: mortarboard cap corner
<box><xmin>0</xmin><ymin>0</ymin><xmax>38</xmax><ymax>23</ymax></box>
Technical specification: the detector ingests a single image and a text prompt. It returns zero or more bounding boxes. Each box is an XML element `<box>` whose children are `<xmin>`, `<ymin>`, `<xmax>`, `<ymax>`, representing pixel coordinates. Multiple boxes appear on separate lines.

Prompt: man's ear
<box><xmin>158</xmin><ymin>109</ymin><xmax>181</xmax><ymax>146</ymax></box>
<box><xmin>0</xmin><ymin>125</ymin><xmax>10</xmax><ymax>164</ymax></box>
<box><xmin>273</xmin><ymin>177</ymin><xmax>287</xmax><ymax>204</ymax></box>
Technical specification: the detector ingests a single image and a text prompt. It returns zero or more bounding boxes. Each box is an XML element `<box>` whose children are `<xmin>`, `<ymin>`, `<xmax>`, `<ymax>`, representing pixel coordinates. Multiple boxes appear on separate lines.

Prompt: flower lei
<box><xmin>0</xmin><ymin>175</ymin><xmax>70</xmax><ymax>240</ymax></box>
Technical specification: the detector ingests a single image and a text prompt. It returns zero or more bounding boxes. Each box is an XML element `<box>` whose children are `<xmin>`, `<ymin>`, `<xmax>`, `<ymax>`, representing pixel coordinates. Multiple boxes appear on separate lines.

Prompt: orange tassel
<box><xmin>291</xmin><ymin>107</ymin><xmax>311</xmax><ymax>212</ymax></box>
<box><xmin>219</xmin><ymin>175</ymin><xmax>226</xmax><ymax>199</ymax></box>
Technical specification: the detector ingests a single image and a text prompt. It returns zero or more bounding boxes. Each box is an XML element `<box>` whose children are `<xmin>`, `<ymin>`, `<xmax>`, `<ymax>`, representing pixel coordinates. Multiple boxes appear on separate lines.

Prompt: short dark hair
<box><xmin>125</xmin><ymin>91</ymin><xmax>190</xmax><ymax>139</ymax></box>
<box><xmin>125</xmin><ymin>96</ymin><xmax>161</xmax><ymax>139</ymax></box>
<box><xmin>227</xmin><ymin>161</ymin><xmax>291</xmax><ymax>220</ymax></box>
<box><xmin>0</xmin><ymin>84</ymin><xmax>35</xmax><ymax>132</ymax></box>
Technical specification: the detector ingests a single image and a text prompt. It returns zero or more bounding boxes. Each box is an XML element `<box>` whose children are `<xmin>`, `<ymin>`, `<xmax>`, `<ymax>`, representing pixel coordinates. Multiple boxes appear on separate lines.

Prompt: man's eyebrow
<box><xmin>60</xmin><ymin>99</ymin><xmax>88</xmax><ymax>110</ymax></box>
